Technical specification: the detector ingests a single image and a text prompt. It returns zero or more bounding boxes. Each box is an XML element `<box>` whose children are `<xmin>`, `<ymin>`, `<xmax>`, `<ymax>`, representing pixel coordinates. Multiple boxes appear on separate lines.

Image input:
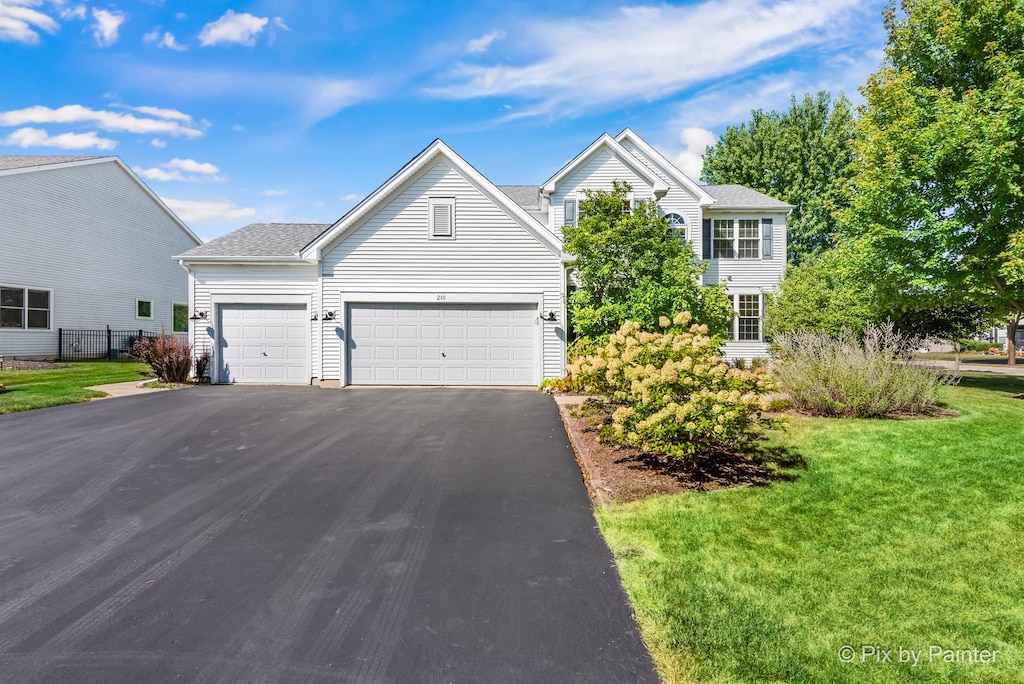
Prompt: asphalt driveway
<box><xmin>0</xmin><ymin>387</ymin><xmax>658</xmax><ymax>683</ymax></box>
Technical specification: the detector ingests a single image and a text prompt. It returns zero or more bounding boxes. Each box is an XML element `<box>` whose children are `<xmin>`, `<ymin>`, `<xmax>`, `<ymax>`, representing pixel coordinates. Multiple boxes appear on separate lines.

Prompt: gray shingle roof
<box><xmin>700</xmin><ymin>184</ymin><xmax>791</xmax><ymax>209</ymax></box>
<box><xmin>179</xmin><ymin>223</ymin><xmax>332</xmax><ymax>258</ymax></box>
<box><xmin>497</xmin><ymin>185</ymin><xmax>540</xmax><ymax>209</ymax></box>
<box><xmin>0</xmin><ymin>155</ymin><xmax>104</xmax><ymax>171</ymax></box>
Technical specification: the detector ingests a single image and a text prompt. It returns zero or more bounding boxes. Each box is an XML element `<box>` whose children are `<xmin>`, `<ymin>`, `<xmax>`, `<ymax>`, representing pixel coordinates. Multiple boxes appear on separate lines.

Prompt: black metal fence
<box><xmin>57</xmin><ymin>327</ymin><xmax>186</xmax><ymax>361</ymax></box>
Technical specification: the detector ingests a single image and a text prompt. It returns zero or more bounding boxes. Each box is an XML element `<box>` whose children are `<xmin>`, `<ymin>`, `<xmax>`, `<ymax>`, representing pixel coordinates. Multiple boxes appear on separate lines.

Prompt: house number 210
<box><xmin>436</xmin><ymin>294</ymin><xmax>447</xmax><ymax>301</ymax></box>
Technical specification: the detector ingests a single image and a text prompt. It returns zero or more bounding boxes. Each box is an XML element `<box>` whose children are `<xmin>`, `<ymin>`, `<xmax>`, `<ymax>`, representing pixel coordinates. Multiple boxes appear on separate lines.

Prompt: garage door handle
<box><xmin>262</xmin><ymin>352</ymin><xmax>267</xmax><ymax>356</ymax></box>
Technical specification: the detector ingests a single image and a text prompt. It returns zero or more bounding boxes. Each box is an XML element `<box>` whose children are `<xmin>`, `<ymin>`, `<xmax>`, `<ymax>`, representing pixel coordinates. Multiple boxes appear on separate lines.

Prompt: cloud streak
<box><xmin>0</xmin><ymin>0</ymin><xmax>59</xmax><ymax>44</ymax></box>
<box><xmin>0</xmin><ymin>104</ymin><xmax>203</xmax><ymax>137</ymax></box>
<box><xmin>2</xmin><ymin>127</ymin><xmax>117</xmax><ymax>150</ymax></box>
<box><xmin>134</xmin><ymin>157</ymin><xmax>223</xmax><ymax>182</ymax></box>
<box><xmin>91</xmin><ymin>8</ymin><xmax>124</xmax><ymax>47</ymax></box>
<box><xmin>199</xmin><ymin>10</ymin><xmax>270</xmax><ymax>47</ymax></box>
<box><xmin>430</xmin><ymin>0</ymin><xmax>866</xmax><ymax>118</ymax></box>
<box><xmin>162</xmin><ymin>198</ymin><xmax>256</xmax><ymax>223</ymax></box>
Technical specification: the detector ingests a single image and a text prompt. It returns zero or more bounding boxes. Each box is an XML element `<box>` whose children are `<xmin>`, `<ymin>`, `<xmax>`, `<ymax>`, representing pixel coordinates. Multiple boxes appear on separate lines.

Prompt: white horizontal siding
<box><xmin>702</xmin><ymin>212</ymin><xmax>787</xmax><ymax>290</ymax></box>
<box><xmin>0</xmin><ymin>161</ymin><xmax>198</xmax><ymax>357</ymax></box>
<box><xmin>321</xmin><ymin>159</ymin><xmax>563</xmax><ymax>383</ymax></box>
<box><xmin>723</xmin><ymin>340</ymin><xmax>771</xmax><ymax>362</ymax></box>
<box><xmin>188</xmin><ymin>264</ymin><xmax>319</xmax><ymax>379</ymax></box>
<box><xmin>549</xmin><ymin>148</ymin><xmax>654</xmax><ymax>236</ymax></box>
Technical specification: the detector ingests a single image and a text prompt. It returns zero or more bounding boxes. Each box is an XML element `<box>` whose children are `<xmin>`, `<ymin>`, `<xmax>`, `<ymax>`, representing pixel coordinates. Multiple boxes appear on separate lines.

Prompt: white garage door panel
<box><xmin>219</xmin><ymin>304</ymin><xmax>308</xmax><ymax>384</ymax></box>
<box><xmin>348</xmin><ymin>304</ymin><xmax>536</xmax><ymax>385</ymax></box>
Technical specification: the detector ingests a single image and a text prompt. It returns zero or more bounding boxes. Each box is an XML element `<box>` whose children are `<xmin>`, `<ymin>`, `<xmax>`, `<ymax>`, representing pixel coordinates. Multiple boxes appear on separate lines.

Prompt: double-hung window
<box><xmin>727</xmin><ymin>294</ymin><xmax>763</xmax><ymax>341</ymax></box>
<box><xmin>703</xmin><ymin>218</ymin><xmax>775</xmax><ymax>260</ymax></box>
<box><xmin>738</xmin><ymin>220</ymin><xmax>760</xmax><ymax>258</ymax></box>
<box><xmin>713</xmin><ymin>219</ymin><xmax>735</xmax><ymax>259</ymax></box>
<box><xmin>1</xmin><ymin>286</ymin><xmax>51</xmax><ymax>330</ymax></box>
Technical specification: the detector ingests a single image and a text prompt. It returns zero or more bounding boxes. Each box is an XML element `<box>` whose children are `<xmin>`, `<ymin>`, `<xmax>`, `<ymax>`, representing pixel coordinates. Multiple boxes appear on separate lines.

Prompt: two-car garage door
<box><xmin>348</xmin><ymin>303</ymin><xmax>536</xmax><ymax>385</ymax></box>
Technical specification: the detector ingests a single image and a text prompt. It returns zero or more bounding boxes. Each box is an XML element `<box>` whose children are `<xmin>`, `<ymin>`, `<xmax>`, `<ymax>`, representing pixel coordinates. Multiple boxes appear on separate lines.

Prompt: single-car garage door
<box><xmin>348</xmin><ymin>303</ymin><xmax>536</xmax><ymax>385</ymax></box>
<box><xmin>219</xmin><ymin>304</ymin><xmax>308</xmax><ymax>383</ymax></box>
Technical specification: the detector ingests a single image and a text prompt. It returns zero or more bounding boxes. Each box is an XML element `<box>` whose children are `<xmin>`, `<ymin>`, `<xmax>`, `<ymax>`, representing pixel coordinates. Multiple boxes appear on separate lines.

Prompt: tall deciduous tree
<box><xmin>701</xmin><ymin>91</ymin><xmax>856</xmax><ymax>264</ymax></box>
<box><xmin>842</xmin><ymin>0</ymin><xmax>1024</xmax><ymax>364</ymax></box>
<box><xmin>563</xmin><ymin>181</ymin><xmax>732</xmax><ymax>341</ymax></box>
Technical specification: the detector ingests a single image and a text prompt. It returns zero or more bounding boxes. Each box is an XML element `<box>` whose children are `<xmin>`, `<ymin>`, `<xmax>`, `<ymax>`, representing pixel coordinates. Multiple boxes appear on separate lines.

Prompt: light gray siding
<box><xmin>0</xmin><ymin>161</ymin><xmax>198</xmax><ymax>357</ymax></box>
<box><xmin>320</xmin><ymin>159</ymin><xmax>564</xmax><ymax>383</ymax></box>
<box><xmin>187</xmin><ymin>264</ymin><xmax>319</xmax><ymax>379</ymax></box>
<box><xmin>549</xmin><ymin>147</ymin><xmax>654</xmax><ymax>235</ymax></box>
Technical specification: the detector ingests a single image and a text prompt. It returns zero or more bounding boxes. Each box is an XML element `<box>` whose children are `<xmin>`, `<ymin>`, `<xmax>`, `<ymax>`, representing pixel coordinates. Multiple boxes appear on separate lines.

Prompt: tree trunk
<box><xmin>1008</xmin><ymin>315</ymin><xmax>1021</xmax><ymax>366</ymax></box>
<box><xmin>953</xmin><ymin>341</ymin><xmax>961</xmax><ymax>375</ymax></box>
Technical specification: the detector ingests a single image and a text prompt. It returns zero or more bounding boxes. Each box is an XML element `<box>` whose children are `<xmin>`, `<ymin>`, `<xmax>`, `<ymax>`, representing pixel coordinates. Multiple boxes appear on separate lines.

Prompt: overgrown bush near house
<box><xmin>193</xmin><ymin>348</ymin><xmax>211</xmax><ymax>383</ymax></box>
<box><xmin>131</xmin><ymin>329</ymin><xmax>192</xmax><ymax>383</ymax></box>
<box><xmin>567</xmin><ymin>312</ymin><xmax>780</xmax><ymax>459</ymax></box>
<box><xmin>772</xmin><ymin>323</ymin><xmax>955</xmax><ymax>418</ymax></box>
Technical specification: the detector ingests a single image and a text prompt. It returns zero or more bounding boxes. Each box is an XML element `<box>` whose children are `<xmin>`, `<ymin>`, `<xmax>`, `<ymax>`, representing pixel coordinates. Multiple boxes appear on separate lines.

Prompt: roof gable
<box><xmin>0</xmin><ymin>155</ymin><xmax>201</xmax><ymax>246</ymax></box>
<box><xmin>541</xmin><ymin>133</ymin><xmax>668</xmax><ymax>198</ymax></box>
<box><xmin>614</xmin><ymin>128</ymin><xmax>716</xmax><ymax>207</ymax></box>
<box><xmin>301</xmin><ymin>139</ymin><xmax>561</xmax><ymax>260</ymax></box>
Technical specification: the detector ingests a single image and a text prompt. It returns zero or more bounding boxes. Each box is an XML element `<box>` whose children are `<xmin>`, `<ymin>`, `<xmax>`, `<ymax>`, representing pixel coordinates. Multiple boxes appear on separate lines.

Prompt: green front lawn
<box><xmin>0</xmin><ymin>361</ymin><xmax>151</xmax><ymax>414</ymax></box>
<box><xmin>598</xmin><ymin>373</ymin><xmax>1024</xmax><ymax>683</ymax></box>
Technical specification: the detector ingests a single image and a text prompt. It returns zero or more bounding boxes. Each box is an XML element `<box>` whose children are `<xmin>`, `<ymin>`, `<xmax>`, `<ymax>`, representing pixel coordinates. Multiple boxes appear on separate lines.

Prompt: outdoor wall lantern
<box><xmin>189</xmin><ymin>311</ymin><xmax>208</xmax><ymax>321</ymax></box>
<box><xmin>542</xmin><ymin>311</ymin><xmax>557</xmax><ymax>322</ymax></box>
<box><xmin>323</xmin><ymin>311</ymin><xmax>337</xmax><ymax>321</ymax></box>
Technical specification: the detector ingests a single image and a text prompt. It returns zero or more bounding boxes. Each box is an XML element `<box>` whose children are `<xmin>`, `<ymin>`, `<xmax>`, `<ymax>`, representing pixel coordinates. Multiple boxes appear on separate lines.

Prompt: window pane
<box><xmin>739</xmin><ymin>219</ymin><xmax>759</xmax><ymax>238</ymax></box>
<box><xmin>1</xmin><ymin>287</ymin><xmax>24</xmax><ymax>308</ymax></box>
<box><xmin>738</xmin><ymin>294</ymin><xmax>760</xmax><ymax>316</ymax></box>
<box><xmin>27</xmin><ymin>289</ymin><xmax>48</xmax><ymax>309</ymax></box>
<box><xmin>27</xmin><ymin>309</ymin><xmax>48</xmax><ymax>329</ymax></box>
<box><xmin>173</xmin><ymin>303</ymin><xmax>189</xmax><ymax>333</ymax></box>
<box><xmin>713</xmin><ymin>219</ymin><xmax>734</xmax><ymax>238</ymax></box>
<box><xmin>738</xmin><ymin>317</ymin><xmax>760</xmax><ymax>340</ymax></box>
<box><xmin>137</xmin><ymin>300</ymin><xmax>152</xmax><ymax>318</ymax></box>
<box><xmin>0</xmin><ymin>307</ymin><xmax>23</xmax><ymax>328</ymax></box>
<box><xmin>738</xmin><ymin>239</ymin><xmax>760</xmax><ymax>258</ymax></box>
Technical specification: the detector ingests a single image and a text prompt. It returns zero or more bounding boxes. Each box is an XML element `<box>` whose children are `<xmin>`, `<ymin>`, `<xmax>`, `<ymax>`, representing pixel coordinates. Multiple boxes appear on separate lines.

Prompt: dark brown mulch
<box><xmin>568</xmin><ymin>413</ymin><xmax>801</xmax><ymax>504</ymax></box>
<box><xmin>1012</xmin><ymin>393</ymin><xmax>1024</xmax><ymax>400</ymax></box>
<box><xmin>0</xmin><ymin>359</ymin><xmax>69</xmax><ymax>371</ymax></box>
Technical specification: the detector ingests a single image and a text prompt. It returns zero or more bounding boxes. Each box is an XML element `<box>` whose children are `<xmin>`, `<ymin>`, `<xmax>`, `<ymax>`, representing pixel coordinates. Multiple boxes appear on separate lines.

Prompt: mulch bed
<box><xmin>0</xmin><ymin>359</ymin><xmax>70</xmax><ymax>371</ymax></box>
<box><xmin>567</xmin><ymin>411</ymin><xmax>781</xmax><ymax>503</ymax></box>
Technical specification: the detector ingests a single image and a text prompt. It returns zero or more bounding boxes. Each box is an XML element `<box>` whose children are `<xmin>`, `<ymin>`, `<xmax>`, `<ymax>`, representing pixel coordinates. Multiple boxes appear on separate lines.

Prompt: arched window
<box><xmin>666</xmin><ymin>213</ymin><xmax>686</xmax><ymax>239</ymax></box>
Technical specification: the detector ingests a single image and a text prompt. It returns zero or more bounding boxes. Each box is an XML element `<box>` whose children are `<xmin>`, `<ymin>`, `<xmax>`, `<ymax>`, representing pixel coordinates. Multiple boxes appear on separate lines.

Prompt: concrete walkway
<box><xmin>923</xmin><ymin>359</ymin><xmax>1024</xmax><ymax>377</ymax></box>
<box><xmin>85</xmin><ymin>380</ymin><xmax>186</xmax><ymax>399</ymax></box>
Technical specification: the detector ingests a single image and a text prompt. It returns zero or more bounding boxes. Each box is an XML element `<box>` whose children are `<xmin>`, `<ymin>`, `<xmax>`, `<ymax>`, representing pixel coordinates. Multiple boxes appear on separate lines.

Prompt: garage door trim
<box><xmin>210</xmin><ymin>294</ymin><xmax>311</xmax><ymax>384</ymax></box>
<box><xmin>340</xmin><ymin>292</ymin><xmax>544</xmax><ymax>387</ymax></box>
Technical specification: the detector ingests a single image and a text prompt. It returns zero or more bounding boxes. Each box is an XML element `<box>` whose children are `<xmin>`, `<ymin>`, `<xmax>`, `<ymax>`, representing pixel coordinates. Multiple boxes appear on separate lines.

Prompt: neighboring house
<box><xmin>177</xmin><ymin>130</ymin><xmax>790</xmax><ymax>386</ymax></box>
<box><xmin>0</xmin><ymin>156</ymin><xmax>201</xmax><ymax>358</ymax></box>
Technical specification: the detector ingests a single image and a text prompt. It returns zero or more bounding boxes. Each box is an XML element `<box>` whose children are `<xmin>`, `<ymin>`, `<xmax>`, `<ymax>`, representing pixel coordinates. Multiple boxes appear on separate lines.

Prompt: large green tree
<box><xmin>563</xmin><ymin>181</ymin><xmax>732</xmax><ymax>341</ymax></box>
<box><xmin>842</xmin><ymin>0</ymin><xmax>1024</xmax><ymax>364</ymax></box>
<box><xmin>701</xmin><ymin>91</ymin><xmax>856</xmax><ymax>264</ymax></box>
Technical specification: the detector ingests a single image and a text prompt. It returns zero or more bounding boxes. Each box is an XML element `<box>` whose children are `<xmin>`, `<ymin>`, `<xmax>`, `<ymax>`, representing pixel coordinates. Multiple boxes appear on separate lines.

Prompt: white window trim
<box><xmin>728</xmin><ymin>291</ymin><xmax>764</xmax><ymax>342</ymax></box>
<box><xmin>428</xmin><ymin>197</ymin><xmax>456</xmax><ymax>239</ymax></box>
<box><xmin>712</xmin><ymin>217</ymin><xmax>765</xmax><ymax>260</ymax></box>
<box><xmin>0</xmin><ymin>284</ymin><xmax>53</xmax><ymax>332</ymax></box>
<box><xmin>172</xmin><ymin>302</ymin><xmax>189</xmax><ymax>334</ymax></box>
<box><xmin>136</xmin><ymin>298</ymin><xmax>154</xmax><ymax>320</ymax></box>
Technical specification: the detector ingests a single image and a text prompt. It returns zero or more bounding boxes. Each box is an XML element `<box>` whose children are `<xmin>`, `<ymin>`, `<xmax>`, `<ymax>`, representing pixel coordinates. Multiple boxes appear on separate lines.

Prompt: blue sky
<box><xmin>0</xmin><ymin>0</ymin><xmax>888</xmax><ymax>241</ymax></box>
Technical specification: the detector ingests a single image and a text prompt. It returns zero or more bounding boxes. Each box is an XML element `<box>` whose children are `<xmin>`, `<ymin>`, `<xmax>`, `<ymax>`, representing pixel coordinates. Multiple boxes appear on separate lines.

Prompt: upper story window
<box><xmin>429</xmin><ymin>197</ymin><xmax>456</xmax><ymax>238</ymax></box>
<box><xmin>703</xmin><ymin>218</ymin><xmax>775</xmax><ymax>260</ymax></box>
<box><xmin>1</xmin><ymin>286</ymin><xmax>51</xmax><ymax>330</ymax></box>
<box><xmin>666</xmin><ymin>213</ymin><xmax>685</xmax><ymax>240</ymax></box>
<box><xmin>563</xmin><ymin>198</ymin><xmax>577</xmax><ymax>228</ymax></box>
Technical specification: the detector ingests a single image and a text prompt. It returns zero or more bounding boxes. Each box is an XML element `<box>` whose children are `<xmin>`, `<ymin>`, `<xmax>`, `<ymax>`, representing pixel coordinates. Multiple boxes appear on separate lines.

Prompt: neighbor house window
<box><xmin>137</xmin><ymin>299</ymin><xmax>153</xmax><ymax>319</ymax></box>
<box><xmin>713</xmin><ymin>219</ymin><xmax>735</xmax><ymax>258</ymax></box>
<box><xmin>428</xmin><ymin>197</ymin><xmax>456</xmax><ymax>238</ymax></box>
<box><xmin>563</xmin><ymin>198</ymin><xmax>577</xmax><ymax>228</ymax></box>
<box><xmin>0</xmin><ymin>286</ymin><xmax>51</xmax><ymax>330</ymax></box>
<box><xmin>173</xmin><ymin>303</ymin><xmax>188</xmax><ymax>333</ymax></box>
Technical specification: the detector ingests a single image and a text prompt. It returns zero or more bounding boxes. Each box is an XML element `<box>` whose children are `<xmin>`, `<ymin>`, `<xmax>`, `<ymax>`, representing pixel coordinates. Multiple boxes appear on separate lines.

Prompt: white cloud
<box><xmin>2</xmin><ymin>127</ymin><xmax>117</xmax><ymax>150</ymax></box>
<box><xmin>466</xmin><ymin>29</ymin><xmax>503</xmax><ymax>55</ymax></box>
<box><xmin>162</xmin><ymin>198</ymin><xmax>256</xmax><ymax>223</ymax></box>
<box><xmin>199</xmin><ymin>9</ymin><xmax>268</xmax><ymax>47</ymax></box>
<box><xmin>133</xmin><ymin>157</ymin><xmax>223</xmax><ymax>182</ymax></box>
<box><xmin>272</xmin><ymin>16</ymin><xmax>288</xmax><ymax>31</ymax></box>
<box><xmin>262</xmin><ymin>189</ymin><xmax>287</xmax><ymax>196</ymax></box>
<box><xmin>339</xmin><ymin>193</ymin><xmax>360</xmax><ymax>201</ymax></box>
<box><xmin>143</xmin><ymin>26</ymin><xmax>159</xmax><ymax>43</ymax></box>
<box><xmin>150</xmin><ymin>138</ymin><xmax>166</xmax><ymax>148</ymax></box>
<box><xmin>131</xmin><ymin>105</ymin><xmax>192</xmax><ymax>123</ymax></box>
<box><xmin>166</xmin><ymin>157</ymin><xmax>219</xmax><ymax>175</ymax></box>
<box><xmin>232</xmin><ymin>124</ymin><xmax>244</xmax><ymax>131</ymax></box>
<box><xmin>0</xmin><ymin>104</ymin><xmax>203</xmax><ymax>137</ymax></box>
<box><xmin>431</xmin><ymin>0</ymin><xmax>867</xmax><ymax>118</ymax></box>
<box><xmin>91</xmin><ymin>8</ymin><xmax>124</xmax><ymax>47</ymax></box>
<box><xmin>670</xmin><ymin>127</ymin><xmax>718</xmax><ymax>179</ymax></box>
<box><xmin>0</xmin><ymin>0</ymin><xmax>59</xmax><ymax>44</ymax></box>
<box><xmin>58</xmin><ymin>4</ymin><xmax>85</xmax><ymax>20</ymax></box>
<box><xmin>158</xmin><ymin>31</ymin><xmax>185</xmax><ymax>50</ymax></box>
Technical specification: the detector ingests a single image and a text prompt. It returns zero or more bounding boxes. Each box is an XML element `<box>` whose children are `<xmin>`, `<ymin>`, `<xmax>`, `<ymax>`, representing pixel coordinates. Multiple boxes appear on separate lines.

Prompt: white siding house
<box><xmin>178</xmin><ymin>130</ymin><xmax>789</xmax><ymax>386</ymax></box>
<box><xmin>0</xmin><ymin>156</ymin><xmax>200</xmax><ymax>358</ymax></box>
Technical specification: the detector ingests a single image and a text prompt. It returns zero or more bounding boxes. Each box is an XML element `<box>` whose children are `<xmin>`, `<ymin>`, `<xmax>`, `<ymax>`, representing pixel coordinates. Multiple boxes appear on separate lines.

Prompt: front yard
<box><xmin>597</xmin><ymin>372</ymin><xmax>1024</xmax><ymax>683</ymax></box>
<box><xmin>0</xmin><ymin>360</ymin><xmax>151</xmax><ymax>414</ymax></box>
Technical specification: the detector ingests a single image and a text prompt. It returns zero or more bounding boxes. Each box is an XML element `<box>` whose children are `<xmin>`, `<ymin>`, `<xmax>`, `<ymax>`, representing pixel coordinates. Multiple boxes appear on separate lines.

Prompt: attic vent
<box><xmin>429</xmin><ymin>197</ymin><xmax>455</xmax><ymax>238</ymax></box>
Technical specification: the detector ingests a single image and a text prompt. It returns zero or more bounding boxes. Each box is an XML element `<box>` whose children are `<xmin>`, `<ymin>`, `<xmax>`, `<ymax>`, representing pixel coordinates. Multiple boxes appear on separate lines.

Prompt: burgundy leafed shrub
<box><xmin>131</xmin><ymin>329</ymin><xmax>192</xmax><ymax>383</ymax></box>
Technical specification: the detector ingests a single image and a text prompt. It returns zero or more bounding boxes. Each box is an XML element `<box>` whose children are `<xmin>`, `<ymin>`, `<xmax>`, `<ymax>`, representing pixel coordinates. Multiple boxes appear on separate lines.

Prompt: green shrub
<box><xmin>131</xmin><ymin>330</ymin><xmax>192</xmax><ymax>383</ymax></box>
<box><xmin>958</xmin><ymin>339</ymin><xmax>994</xmax><ymax>353</ymax></box>
<box><xmin>567</xmin><ymin>312</ymin><xmax>780</xmax><ymax>459</ymax></box>
<box><xmin>772</xmin><ymin>324</ymin><xmax>955</xmax><ymax>418</ymax></box>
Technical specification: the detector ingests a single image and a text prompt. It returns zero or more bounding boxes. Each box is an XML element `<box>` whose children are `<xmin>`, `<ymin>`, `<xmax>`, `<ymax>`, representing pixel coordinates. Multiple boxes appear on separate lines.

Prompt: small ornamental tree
<box><xmin>131</xmin><ymin>329</ymin><xmax>192</xmax><ymax>383</ymax></box>
<box><xmin>567</xmin><ymin>312</ymin><xmax>780</xmax><ymax>460</ymax></box>
<box><xmin>563</xmin><ymin>181</ymin><xmax>732</xmax><ymax>342</ymax></box>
